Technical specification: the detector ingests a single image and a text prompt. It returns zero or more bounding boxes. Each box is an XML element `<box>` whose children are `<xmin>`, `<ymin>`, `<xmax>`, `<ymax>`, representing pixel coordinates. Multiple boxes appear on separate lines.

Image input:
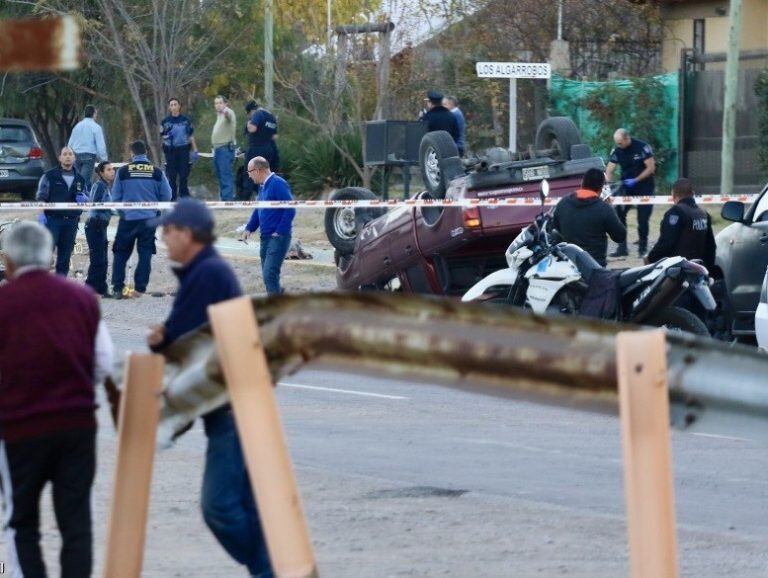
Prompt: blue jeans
<box><xmin>202</xmin><ymin>409</ymin><xmax>273</xmax><ymax>577</ymax></box>
<box><xmin>260</xmin><ymin>234</ymin><xmax>291</xmax><ymax>296</ymax></box>
<box><xmin>45</xmin><ymin>214</ymin><xmax>80</xmax><ymax>276</ymax></box>
<box><xmin>85</xmin><ymin>218</ymin><xmax>109</xmax><ymax>294</ymax></box>
<box><xmin>111</xmin><ymin>218</ymin><xmax>156</xmax><ymax>293</ymax></box>
<box><xmin>74</xmin><ymin>153</ymin><xmax>96</xmax><ymax>189</ymax></box>
<box><xmin>214</xmin><ymin>145</ymin><xmax>235</xmax><ymax>201</ymax></box>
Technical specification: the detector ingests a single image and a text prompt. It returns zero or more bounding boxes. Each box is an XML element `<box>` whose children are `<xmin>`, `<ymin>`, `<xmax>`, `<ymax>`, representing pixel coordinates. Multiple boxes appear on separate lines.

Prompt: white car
<box><xmin>755</xmin><ymin>268</ymin><xmax>768</xmax><ymax>352</ymax></box>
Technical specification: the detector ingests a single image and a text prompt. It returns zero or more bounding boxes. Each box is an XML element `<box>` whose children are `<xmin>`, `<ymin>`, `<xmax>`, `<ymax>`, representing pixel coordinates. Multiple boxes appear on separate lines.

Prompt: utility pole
<box><xmin>264</xmin><ymin>0</ymin><xmax>274</xmax><ymax>109</ymax></box>
<box><xmin>721</xmin><ymin>0</ymin><xmax>743</xmax><ymax>195</ymax></box>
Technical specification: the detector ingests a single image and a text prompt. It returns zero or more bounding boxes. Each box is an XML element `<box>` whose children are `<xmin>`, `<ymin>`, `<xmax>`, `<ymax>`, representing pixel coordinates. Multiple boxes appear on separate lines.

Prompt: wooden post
<box><xmin>209</xmin><ymin>297</ymin><xmax>318</xmax><ymax>578</ymax></box>
<box><xmin>616</xmin><ymin>330</ymin><xmax>679</xmax><ymax>578</ymax></box>
<box><xmin>103</xmin><ymin>354</ymin><xmax>164</xmax><ymax>578</ymax></box>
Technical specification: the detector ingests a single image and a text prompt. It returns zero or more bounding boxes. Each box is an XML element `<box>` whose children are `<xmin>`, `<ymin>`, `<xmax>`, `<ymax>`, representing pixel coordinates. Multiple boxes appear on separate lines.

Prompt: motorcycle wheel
<box><xmin>644</xmin><ymin>306</ymin><xmax>710</xmax><ymax>336</ymax></box>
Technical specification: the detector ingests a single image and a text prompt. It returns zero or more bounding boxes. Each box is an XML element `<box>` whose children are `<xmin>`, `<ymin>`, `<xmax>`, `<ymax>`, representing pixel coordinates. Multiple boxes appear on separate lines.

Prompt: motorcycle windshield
<box><xmin>508</xmin><ymin>228</ymin><xmax>533</xmax><ymax>255</ymax></box>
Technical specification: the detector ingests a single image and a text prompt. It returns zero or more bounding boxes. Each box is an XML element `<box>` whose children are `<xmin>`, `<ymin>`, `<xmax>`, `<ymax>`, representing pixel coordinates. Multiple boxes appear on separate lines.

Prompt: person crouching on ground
<box><xmin>240</xmin><ymin>156</ymin><xmax>295</xmax><ymax>295</ymax></box>
<box><xmin>146</xmin><ymin>199</ymin><xmax>274</xmax><ymax>577</ymax></box>
<box><xmin>0</xmin><ymin>221</ymin><xmax>114</xmax><ymax>578</ymax></box>
<box><xmin>85</xmin><ymin>160</ymin><xmax>115</xmax><ymax>297</ymax></box>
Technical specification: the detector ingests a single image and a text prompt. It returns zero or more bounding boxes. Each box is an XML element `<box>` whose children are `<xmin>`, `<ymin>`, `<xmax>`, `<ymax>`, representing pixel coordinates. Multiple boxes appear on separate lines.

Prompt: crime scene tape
<box><xmin>0</xmin><ymin>194</ymin><xmax>758</xmax><ymax>211</ymax></box>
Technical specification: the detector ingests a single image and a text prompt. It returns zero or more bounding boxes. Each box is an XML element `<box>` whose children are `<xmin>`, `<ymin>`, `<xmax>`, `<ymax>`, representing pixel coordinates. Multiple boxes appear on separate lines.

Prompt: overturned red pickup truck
<box><xmin>325</xmin><ymin>117</ymin><xmax>605</xmax><ymax>295</ymax></box>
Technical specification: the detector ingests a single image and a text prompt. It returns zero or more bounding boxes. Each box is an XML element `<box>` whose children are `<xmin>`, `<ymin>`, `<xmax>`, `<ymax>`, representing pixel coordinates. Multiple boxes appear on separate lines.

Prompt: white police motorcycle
<box><xmin>462</xmin><ymin>180</ymin><xmax>716</xmax><ymax>335</ymax></box>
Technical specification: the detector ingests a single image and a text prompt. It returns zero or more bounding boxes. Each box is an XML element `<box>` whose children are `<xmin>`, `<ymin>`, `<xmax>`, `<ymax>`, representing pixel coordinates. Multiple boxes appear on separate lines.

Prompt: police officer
<box><xmin>420</xmin><ymin>89</ymin><xmax>459</xmax><ymax>146</ymax></box>
<box><xmin>605</xmin><ymin>128</ymin><xmax>656</xmax><ymax>257</ymax></box>
<box><xmin>160</xmin><ymin>97</ymin><xmax>198</xmax><ymax>200</ymax></box>
<box><xmin>243</xmin><ymin>100</ymin><xmax>279</xmax><ymax>200</ymax></box>
<box><xmin>35</xmin><ymin>146</ymin><xmax>88</xmax><ymax>276</ymax></box>
<box><xmin>110</xmin><ymin>140</ymin><xmax>172</xmax><ymax>298</ymax></box>
<box><xmin>645</xmin><ymin>178</ymin><xmax>715</xmax><ymax>268</ymax></box>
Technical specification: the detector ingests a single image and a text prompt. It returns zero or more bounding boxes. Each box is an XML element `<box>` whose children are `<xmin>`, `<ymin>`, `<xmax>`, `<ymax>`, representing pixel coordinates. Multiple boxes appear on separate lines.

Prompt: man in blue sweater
<box><xmin>241</xmin><ymin>156</ymin><xmax>296</xmax><ymax>295</ymax></box>
<box><xmin>111</xmin><ymin>140</ymin><xmax>172</xmax><ymax>298</ymax></box>
<box><xmin>147</xmin><ymin>199</ymin><xmax>273</xmax><ymax>578</ymax></box>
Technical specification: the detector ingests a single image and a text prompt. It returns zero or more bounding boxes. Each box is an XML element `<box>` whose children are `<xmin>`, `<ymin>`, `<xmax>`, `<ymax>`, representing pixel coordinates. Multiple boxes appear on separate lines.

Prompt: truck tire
<box><xmin>645</xmin><ymin>306</ymin><xmax>710</xmax><ymax>336</ymax></box>
<box><xmin>325</xmin><ymin>187</ymin><xmax>384</xmax><ymax>255</ymax></box>
<box><xmin>419</xmin><ymin>131</ymin><xmax>461</xmax><ymax>198</ymax></box>
<box><xmin>535</xmin><ymin>117</ymin><xmax>581</xmax><ymax>161</ymax></box>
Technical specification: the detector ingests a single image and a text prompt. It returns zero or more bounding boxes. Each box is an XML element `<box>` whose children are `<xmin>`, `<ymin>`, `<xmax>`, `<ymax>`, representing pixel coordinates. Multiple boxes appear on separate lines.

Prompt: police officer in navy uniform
<box><xmin>420</xmin><ymin>89</ymin><xmax>460</xmax><ymax>145</ymax></box>
<box><xmin>605</xmin><ymin>128</ymin><xmax>656</xmax><ymax>257</ymax></box>
<box><xmin>160</xmin><ymin>97</ymin><xmax>198</xmax><ymax>200</ymax></box>
<box><xmin>645</xmin><ymin>178</ymin><xmax>715</xmax><ymax>268</ymax></box>
<box><xmin>243</xmin><ymin>100</ymin><xmax>279</xmax><ymax>200</ymax></box>
<box><xmin>110</xmin><ymin>140</ymin><xmax>172</xmax><ymax>298</ymax></box>
<box><xmin>35</xmin><ymin>146</ymin><xmax>88</xmax><ymax>276</ymax></box>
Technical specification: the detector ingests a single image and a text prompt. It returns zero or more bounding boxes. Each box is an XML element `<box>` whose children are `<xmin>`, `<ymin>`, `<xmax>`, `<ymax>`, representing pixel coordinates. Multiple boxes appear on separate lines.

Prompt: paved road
<box><xmin>4</xmin><ymin>302</ymin><xmax>767</xmax><ymax>577</ymax></box>
<box><xmin>109</xmin><ymin>307</ymin><xmax>768</xmax><ymax>577</ymax></box>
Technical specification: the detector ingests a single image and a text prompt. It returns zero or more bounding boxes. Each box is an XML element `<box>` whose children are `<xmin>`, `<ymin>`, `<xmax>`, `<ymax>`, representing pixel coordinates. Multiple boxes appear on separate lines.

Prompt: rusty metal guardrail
<box><xmin>145</xmin><ymin>293</ymin><xmax>768</xmax><ymax>445</ymax></box>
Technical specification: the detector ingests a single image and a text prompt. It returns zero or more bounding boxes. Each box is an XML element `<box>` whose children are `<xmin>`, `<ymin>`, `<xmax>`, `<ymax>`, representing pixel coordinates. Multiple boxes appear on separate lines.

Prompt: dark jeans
<box><xmin>45</xmin><ymin>215</ymin><xmax>80</xmax><ymax>276</ymax></box>
<box><xmin>85</xmin><ymin>218</ymin><xmax>109</xmax><ymax>294</ymax></box>
<box><xmin>111</xmin><ymin>218</ymin><xmax>156</xmax><ymax>293</ymax></box>
<box><xmin>74</xmin><ymin>153</ymin><xmax>96</xmax><ymax>189</ymax></box>
<box><xmin>164</xmin><ymin>145</ymin><xmax>191</xmax><ymax>200</ymax></box>
<box><xmin>243</xmin><ymin>144</ymin><xmax>280</xmax><ymax>199</ymax></box>
<box><xmin>214</xmin><ymin>145</ymin><xmax>235</xmax><ymax>201</ymax></box>
<box><xmin>0</xmin><ymin>428</ymin><xmax>96</xmax><ymax>578</ymax></box>
<box><xmin>260</xmin><ymin>233</ymin><xmax>291</xmax><ymax>296</ymax></box>
<box><xmin>202</xmin><ymin>409</ymin><xmax>273</xmax><ymax>578</ymax></box>
<box><xmin>615</xmin><ymin>201</ymin><xmax>653</xmax><ymax>246</ymax></box>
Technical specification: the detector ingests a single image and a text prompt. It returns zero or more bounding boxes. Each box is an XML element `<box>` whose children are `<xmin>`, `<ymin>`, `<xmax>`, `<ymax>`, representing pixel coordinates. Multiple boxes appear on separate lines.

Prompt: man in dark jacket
<box><xmin>552</xmin><ymin>168</ymin><xmax>627</xmax><ymax>267</ymax></box>
<box><xmin>646</xmin><ymin>178</ymin><xmax>716</xmax><ymax>268</ymax></box>
<box><xmin>111</xmin><ymin>140</ymin><xmax>172</xmax><ymax>298</ymax></box>
<box><xmin>242</xmin><ymin>100</ymin><xmax>280</xmax><ymax>200</ymax></box>
<box><xmin>146</xmin><ymin>199</ymin><xmax>273</xmax><ymax>578</ymax></box>
<box><xmin>36</xmin><ymin>146</ymin><xmax>89</xmax><ymax>275</ymax></box>
<box><xmin>0</xmin><ymin>221</ymin><xmax>113</xmax><ymax>578</ymax></box>
<box><xmin>420</xmin><ymin>90</ymin><xmax>460</xmax><ymax>145</ymax></box>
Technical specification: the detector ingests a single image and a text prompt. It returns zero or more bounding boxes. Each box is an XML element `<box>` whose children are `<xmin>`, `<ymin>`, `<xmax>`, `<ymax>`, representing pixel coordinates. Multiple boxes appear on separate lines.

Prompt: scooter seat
<box><xmin>618</xmin><ymin>263</ymin><xmax>657</xmax><ymax>288</ymax></box>
<box><xmin>558</xmin><ymin>244</ymin><xmax>602</xmax><ymax>283</ymax></box>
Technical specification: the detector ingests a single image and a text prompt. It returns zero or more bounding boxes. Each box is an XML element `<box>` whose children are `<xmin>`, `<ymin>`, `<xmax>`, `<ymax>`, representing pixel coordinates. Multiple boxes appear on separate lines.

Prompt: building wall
<box><xmin>661</xmin><ymin>0</ymin><xmax>768</xmax><ymax>72</ymax></box>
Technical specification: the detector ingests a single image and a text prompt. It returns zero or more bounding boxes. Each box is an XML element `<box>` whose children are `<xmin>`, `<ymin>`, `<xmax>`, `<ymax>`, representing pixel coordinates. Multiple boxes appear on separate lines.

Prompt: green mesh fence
<box><xmin>549</xmin><ymin>73</ymin><xmax>679</xmax><ymax>187</ymax></box>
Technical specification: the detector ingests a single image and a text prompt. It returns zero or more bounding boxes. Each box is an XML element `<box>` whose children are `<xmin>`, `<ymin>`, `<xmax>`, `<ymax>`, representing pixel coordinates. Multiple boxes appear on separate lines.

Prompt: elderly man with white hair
<box><xmin>0</xmin><ymin>221</ymin><xmax>113</xmax><ymax>578</ymax></box>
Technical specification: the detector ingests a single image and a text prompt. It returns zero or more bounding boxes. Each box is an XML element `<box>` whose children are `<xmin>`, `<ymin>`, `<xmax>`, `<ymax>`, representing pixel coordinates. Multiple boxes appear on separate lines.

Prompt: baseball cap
<box><xmin>245</xmin><ymin>99</ymin><xmax>259</xmax><ymax>113</ymax></box>
<box><xmin>426</xmin><ymin>89</ymin><xmax>444</xmax><ymax>101</ymax></box>
<box><xmin>148</xmin><ymin>198</ymin><xmax>215</xmax><ymax>233</ymax></box>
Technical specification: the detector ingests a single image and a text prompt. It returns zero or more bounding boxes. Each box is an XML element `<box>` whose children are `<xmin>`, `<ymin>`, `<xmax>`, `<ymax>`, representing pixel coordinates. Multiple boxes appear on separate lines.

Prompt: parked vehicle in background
<box><xmin>326</xmin><ymin>117</ymin><xmax>605</xmax><ymax>294</ymax></box>
<box><xmin>716</xmin><ymin>186</ymin><xmax>768</xmax><ymax>338</ymax></box>
<box><xmin>755</xmin><ymin>268</ymin><xmax>768</xmax><ymax>352</ymax></box>
<box><xmin>0</xmin><ymin>118</ymin><xmax>46</xmax><ymax>200</ymax></box>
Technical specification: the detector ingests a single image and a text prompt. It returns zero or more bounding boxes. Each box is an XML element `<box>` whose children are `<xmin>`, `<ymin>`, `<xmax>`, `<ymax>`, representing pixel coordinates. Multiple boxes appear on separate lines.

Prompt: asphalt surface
<box><xmin>98</xmin><ymin>305</ymin><xmax>768</xmax><ymax>577</ymax></box>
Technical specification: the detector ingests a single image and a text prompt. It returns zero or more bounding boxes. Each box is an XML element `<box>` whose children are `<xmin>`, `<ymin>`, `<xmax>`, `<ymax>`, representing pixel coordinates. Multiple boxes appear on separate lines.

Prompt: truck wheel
<box><xmin>645</xmin><ymin>306</ymin><xmax>710</xmax><ymax>336</ymax></box>
<box><xmin>535</xmin><ymin>117</ymin><xmax>581</xmax><ymax>161</ymax></box>
<box><xmin>419</xmin><ymin>131</ymin><xmax>461</xmax><ymax>198</ymax></box>
<box><xmin>325</xmin><ymin>187</ymin><xmax>384</xmax><ymax>255</ymax></box>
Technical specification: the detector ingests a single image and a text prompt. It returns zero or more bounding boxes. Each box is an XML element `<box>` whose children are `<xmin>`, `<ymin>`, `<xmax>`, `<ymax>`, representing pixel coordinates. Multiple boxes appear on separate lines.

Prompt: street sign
<box><xmin>0</xmin><ymin>16</ymin><xmax>81</xmax><ymax>71</ymax></box>
<box><xmin>475</xmin><ymin>61</ymin><xmax>551</xmax><ymax>151</ymax></box>
<box><xmin>475</xmin><ymin>62</ymin><xmax>551</xmax><ymax>79</ymax></box>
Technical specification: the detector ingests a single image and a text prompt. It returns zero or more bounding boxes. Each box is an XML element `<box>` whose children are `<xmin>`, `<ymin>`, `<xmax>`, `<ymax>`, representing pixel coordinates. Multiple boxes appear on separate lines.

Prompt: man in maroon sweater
<box><xmin>0</xmin><ymin>221</ymin><xmax>113</xmax><ymax>578</ymax></box>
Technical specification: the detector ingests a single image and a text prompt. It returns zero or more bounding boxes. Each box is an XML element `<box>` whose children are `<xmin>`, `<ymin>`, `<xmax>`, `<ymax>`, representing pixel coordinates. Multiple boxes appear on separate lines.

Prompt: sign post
<box><xmin>476</xmin><ymin>62</ymin><xmax>551</xmax><ymax>152</ymax></box>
